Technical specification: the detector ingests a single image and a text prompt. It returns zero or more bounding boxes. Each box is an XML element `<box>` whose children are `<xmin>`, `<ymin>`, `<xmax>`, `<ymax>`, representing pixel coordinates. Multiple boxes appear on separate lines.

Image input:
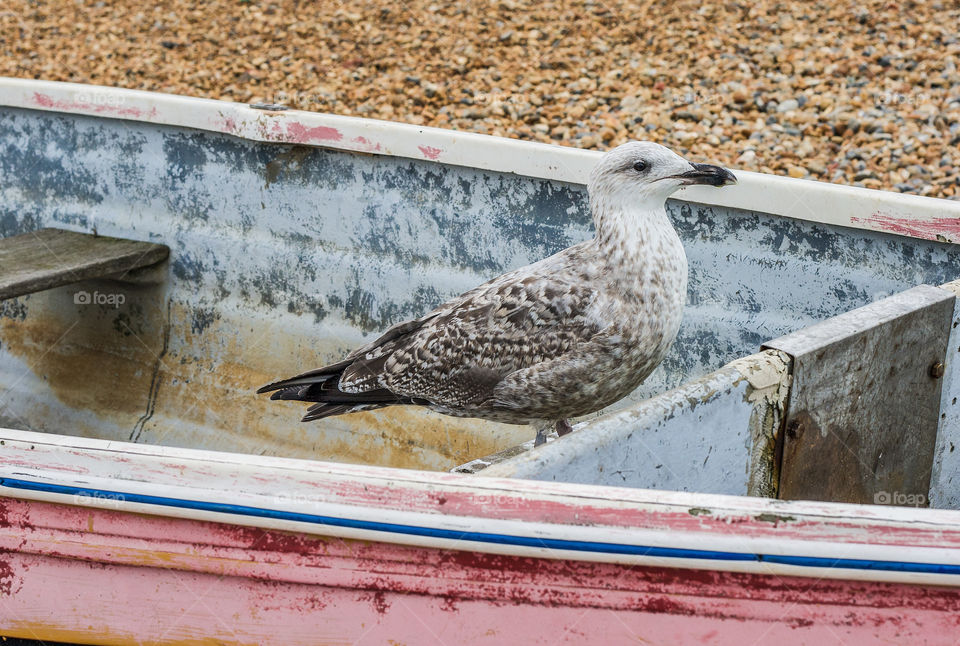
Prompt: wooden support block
<box><xmin>0</xmin><ymin>228</ymin><xmax>169</xmax><ymax>301</ymax></box>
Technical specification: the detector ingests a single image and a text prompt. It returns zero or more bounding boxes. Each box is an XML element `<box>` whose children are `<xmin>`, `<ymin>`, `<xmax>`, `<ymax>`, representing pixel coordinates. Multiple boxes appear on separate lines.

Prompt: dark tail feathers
<box><xmin>257</xmin><ymin>360</ymin><xmax>416</xmax><ymax>422</ymax></box>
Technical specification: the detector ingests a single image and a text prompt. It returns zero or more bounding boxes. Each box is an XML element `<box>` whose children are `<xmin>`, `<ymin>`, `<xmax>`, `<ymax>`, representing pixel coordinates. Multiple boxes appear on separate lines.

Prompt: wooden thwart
<box><xmin>0</xmin><ymin>228</ymin><xmax>169</xmax><ymax>300</ymax></box>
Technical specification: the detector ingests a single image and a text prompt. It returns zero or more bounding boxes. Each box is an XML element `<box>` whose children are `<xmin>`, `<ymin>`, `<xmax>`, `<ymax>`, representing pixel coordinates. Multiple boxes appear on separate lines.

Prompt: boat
<box><xmin>2</xmin><ymin>77</ymin><xmax>960</xmax><ymax>644</ymax></box>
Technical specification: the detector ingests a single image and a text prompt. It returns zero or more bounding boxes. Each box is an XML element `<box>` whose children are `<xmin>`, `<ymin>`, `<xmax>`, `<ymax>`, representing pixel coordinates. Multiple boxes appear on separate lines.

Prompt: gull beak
<box><xmin>673</xmin><ymin>163</ymin><xmax>738</xmax><ymax>187</ymax></box>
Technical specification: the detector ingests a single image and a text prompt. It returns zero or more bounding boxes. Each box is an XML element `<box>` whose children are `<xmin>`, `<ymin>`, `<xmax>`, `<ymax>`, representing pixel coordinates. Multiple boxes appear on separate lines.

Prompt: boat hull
<box><xmin>4</xmin><ymin>498</ymin><xmax>960</xmax><ymax>645</ymax></box>
<box><xmin>4</xmin><ymin>80</ymin><xmax>960</xmax><ymax>643</ymax></box>
<box><xmin>3</xmin><ymin>427</ymin><xmax>960</xmax><ymax>644</ymax></box>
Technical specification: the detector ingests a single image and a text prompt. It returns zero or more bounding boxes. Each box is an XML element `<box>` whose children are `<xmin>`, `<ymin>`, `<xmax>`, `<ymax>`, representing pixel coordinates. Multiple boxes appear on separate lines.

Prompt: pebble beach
<box><xmin>1</xmin><ymin>0</ymin><xmax>958</xmax><ymax>198</ymax></box>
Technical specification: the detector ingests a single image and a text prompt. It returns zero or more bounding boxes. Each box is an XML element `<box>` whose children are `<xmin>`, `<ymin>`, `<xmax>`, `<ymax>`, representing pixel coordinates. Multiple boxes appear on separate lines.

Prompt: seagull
<box><xmin>258</xmin><ymin>141</ymin><xmax>736</xmax><ymax>446</ymax></box>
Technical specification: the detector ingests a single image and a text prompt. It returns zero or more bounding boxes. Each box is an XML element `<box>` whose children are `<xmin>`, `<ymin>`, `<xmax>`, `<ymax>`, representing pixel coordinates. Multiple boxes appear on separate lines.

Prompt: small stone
<box><xmin>5</xmin><ymin>0</ymin><xmax>958</xmax><ymax>199</ymax></box>
<box><xmin>777</xmin><ymin>99</ymin><xmax>800</xmax><ymax>112</ymax></box>
<box><xmin>674</xmin><ymin>111</ymin><xmax>700</xmax><ymax>122</ymax></box>
<box><xmin>787</xmin><ymin>165</ymin><xmax>806</xmax><ymax>178</ymax></box>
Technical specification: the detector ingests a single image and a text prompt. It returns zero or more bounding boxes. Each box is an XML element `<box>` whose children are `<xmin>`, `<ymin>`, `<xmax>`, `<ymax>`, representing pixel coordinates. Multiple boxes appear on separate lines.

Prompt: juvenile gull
<box><xmin>258</xmin><ymin>142</ymin><xmax>736</xmax><ymax>446</ymax></box>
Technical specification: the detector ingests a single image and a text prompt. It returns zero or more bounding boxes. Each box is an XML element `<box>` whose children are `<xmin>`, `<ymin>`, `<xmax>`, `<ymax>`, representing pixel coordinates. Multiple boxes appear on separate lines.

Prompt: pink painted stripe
<box><xmin>2</xmin><ymin>500</ymin><xmax>960</xmax><ymax>644</ymax></box>
<box><xmin>851</xmin><ymin>213</ymin><xmax>960</xmax><ymax>243</ymax></box>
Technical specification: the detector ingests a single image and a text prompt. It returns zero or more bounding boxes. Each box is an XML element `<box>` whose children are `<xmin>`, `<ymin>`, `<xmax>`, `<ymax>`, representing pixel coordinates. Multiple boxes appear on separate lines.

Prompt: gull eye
<box><xmin>632</xmin><ymin>160</ymin><xmax>648</xmax><ymax>172</ymax></box>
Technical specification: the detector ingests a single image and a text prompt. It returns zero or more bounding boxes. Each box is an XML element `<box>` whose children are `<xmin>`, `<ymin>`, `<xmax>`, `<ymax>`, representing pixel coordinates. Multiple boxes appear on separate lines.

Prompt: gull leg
<box><xmin>533</xmin><ymin>423</ymin><xmax>553</xmax><ymax>447</ymax></box>
<box><xmin>556</xmin><ymin>419</ymin><xmax>573</xmax><ymax>437</ymax></box>
<box><xmin>534</xmin><ymin>428</ymin><xmax>548</xmax><ymax>447</ymax></box>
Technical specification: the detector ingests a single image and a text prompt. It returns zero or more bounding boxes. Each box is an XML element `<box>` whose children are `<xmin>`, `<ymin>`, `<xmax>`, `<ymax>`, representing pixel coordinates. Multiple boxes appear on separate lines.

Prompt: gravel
<box><xmin>1</xmin><ymin>0</ymin><xmax>958</xmax><ymax>198</ymax></box>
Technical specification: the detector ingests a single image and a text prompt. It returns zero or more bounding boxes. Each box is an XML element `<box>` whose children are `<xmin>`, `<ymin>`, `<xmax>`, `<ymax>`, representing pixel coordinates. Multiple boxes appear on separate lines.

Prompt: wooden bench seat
<box><xmin>0</xmin><ymin>228</ymin><xmax>169</xmax><ymax>300</ymax></box>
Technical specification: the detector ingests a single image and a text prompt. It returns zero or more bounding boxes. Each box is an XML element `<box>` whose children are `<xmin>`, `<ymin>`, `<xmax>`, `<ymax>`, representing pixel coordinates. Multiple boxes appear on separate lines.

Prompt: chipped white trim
<box><xmin>1</xmin><ymin>77</ymin><xmax>959</xmax><ymax>243</ymax></box>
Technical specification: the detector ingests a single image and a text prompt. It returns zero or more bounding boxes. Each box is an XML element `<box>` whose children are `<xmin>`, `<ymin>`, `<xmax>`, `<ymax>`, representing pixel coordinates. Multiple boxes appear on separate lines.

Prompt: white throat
<box><xmin>592</xmin><ymin>190</ymin><xmax>683</xmax><ymax>261</ymax></box>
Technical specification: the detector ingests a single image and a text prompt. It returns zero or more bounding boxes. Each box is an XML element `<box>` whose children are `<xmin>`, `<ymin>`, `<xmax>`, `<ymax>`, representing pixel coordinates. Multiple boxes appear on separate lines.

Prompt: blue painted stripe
<box><xmin>3</xmin><ymin>476</ymin><xmax>958</xmax><ymax>576</ymax></box>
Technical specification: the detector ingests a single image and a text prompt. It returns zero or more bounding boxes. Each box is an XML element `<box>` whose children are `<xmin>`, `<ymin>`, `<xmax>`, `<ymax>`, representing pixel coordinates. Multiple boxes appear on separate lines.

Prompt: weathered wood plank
<box><xmin>766</xmin><ymin>285</ymin><xmax>955</xmax><ymax>506</ymax></box>
<box><xmin>0</xmin><ymin>228</ymin><xmax>169</xmax><ymax>300</ymax></box>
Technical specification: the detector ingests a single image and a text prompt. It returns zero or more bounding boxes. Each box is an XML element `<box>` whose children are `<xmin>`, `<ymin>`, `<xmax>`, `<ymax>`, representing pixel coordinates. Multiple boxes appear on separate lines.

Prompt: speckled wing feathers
<box><xmin>259</xmin><ymin>243</ymin><xmax>614</xmax><ymax>423</ymax></box>
<box><xmin>340</xmin><ymin>258</ymin><xmax>604</xmax><ymax>413</ymax></box>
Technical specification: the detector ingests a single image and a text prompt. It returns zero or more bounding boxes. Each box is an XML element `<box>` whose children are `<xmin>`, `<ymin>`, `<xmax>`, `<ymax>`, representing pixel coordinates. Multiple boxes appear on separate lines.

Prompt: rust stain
<box><xmin>148</xmin><ymin>304</ymin><xmax>528</xmax><ymax>469</ymax></box>
<box><xmin>1</xmin><ymin>292</ymin><xmax>526</xmax><ymax>471</ymax></box>
<box><xmin>0</xmin><ymin>623</ymin><xmax>245</xmax><ymax>646</ymax></box>
<box><xmin>263</xmin><ymin>146</ymin><xmax>312</xmax><ymax>189</ymax></box>
<box><xmin>0</xmin><ymin>286</ymin><xmax>166</xmax><ymax>438</ymax></box>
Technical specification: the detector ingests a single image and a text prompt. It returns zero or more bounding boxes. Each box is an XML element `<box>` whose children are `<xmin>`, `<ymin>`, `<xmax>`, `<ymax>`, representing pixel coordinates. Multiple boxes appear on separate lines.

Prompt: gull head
<box><xmin>588</xmin><ymin>141</ymin><xmax>737</xmax><ymax>210</ymax></box>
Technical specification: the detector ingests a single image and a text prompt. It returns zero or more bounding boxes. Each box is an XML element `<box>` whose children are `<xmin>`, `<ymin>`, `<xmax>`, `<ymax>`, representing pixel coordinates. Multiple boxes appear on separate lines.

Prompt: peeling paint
<box><xmin>851</xmin><ymin>213</ymin><xmax>960</xmax><ymax>244</ymax></box>
<box><xmin>418</xmin><ymin>145</ymin><xmax>442</xmax><ymax>160</ymax></box>
<box><xmin>729</xmin><ymin>350</ymin><xmax>792</xmax><ymax>498</ymax></box>
<box><xmin>29</xmin><ymin>91</ymin><xmax>160</xmax><ymax>120</ymax></box>
<box><xmin>3</xmin><ymin>495</ymin><xmax>960</xmax><ymax>643</ymax></box>
<box><xmin>284</xmin><ymin>122</ymin><xmax>342</xmax><ymax>144</ymax></box>
<box><xmin>754</xmin><ymin>513</ymin><xmax>796</xmax><ymax>524</ymax></box>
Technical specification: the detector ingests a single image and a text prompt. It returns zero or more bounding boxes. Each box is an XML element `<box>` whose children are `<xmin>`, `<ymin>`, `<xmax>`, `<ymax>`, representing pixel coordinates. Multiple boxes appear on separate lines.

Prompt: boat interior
<box><xmin>3</xmin><ymin>90</ymin><xmax>960</xmax><ymax>509</ymax></box>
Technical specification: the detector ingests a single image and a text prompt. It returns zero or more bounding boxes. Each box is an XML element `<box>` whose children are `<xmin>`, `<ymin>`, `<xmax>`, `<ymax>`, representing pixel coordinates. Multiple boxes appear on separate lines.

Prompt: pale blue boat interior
<box><xmin>2</xmin><ymin>105</ymin><xmax>960</xmax><ymax>486</ymax></box>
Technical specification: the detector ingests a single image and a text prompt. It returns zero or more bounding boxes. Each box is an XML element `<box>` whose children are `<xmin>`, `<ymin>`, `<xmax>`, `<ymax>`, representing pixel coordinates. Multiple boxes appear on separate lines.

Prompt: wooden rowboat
<box><xmin>2</xmin><ymin>78</ymin><xmax>960</xmax><ymax>644</ymax></box>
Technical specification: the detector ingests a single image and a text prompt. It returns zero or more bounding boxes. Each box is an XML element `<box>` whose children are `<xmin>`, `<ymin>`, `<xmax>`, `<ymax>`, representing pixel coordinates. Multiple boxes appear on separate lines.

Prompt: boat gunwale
<box><xmin>1</xmin><ymin>77</ymin><xmax>959</xmax><ymax>245</ymax></box>
<box><xmin>4</xmin><ymin>426</ymin><xmax>960</xmax><ymax>588</ymax></box>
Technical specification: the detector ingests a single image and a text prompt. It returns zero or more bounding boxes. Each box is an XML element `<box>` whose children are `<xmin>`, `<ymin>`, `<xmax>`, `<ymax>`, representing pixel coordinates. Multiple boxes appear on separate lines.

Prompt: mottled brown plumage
<box><xmin>258</xmin><ymin>142</ymin><xmax>736</xmax><ymax>445</ymax></box>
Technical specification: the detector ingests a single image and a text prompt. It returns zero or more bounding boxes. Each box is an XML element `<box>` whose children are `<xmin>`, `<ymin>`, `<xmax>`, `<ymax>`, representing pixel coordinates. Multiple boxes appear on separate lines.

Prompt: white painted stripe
<box><xmin>4</xmin><ymin>427</ymin><xmax>960</xmax><ymax>587</ymax></box>
<box><xmin>6</xmin><ymin>485</ymin><xmax>960</xmax><ymax>588</ymax></box>
<box><xmin>1</xmin><ymin>77</ymin><xmax>958</xmax><ymax>242</ymax></box>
